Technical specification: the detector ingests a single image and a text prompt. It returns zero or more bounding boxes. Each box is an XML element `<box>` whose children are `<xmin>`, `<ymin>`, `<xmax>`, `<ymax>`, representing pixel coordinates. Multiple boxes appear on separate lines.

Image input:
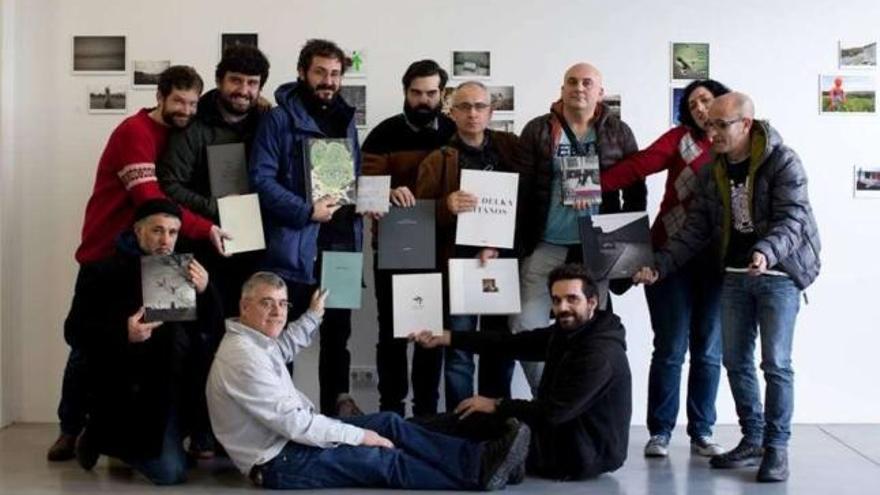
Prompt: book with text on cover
<box><xmin>355</xmin><ymin>175</ymin><xmax>391</xmax><ymax>214</ymax></box>
<box><xmin>455</xmin><ymin>169</ymin><xmax>518</xmax><ymax>249</ymax></box>
<box><xmin>377</xmin><ymin>201</ymin><xmax>436</xmax><ymax>270</ymax></box>
<box><xmin>320</xmin><ymin>251</ymin><xmax>363</xmax><ymax>309</ymax></box>
<box><xmin>560</xmin><ymin>155</ymin><xmax>602</xmax><ymax>206</ymax></box>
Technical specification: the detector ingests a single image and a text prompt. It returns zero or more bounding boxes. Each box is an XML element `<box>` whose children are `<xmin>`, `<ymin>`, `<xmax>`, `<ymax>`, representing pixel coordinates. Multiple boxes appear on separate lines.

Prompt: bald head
<box><xmin>706</xmin><ymin>92</ymin><xmax>755</xmax><ymax>159</ymax></box>
<box><xmin>563</xmin><ymin>63</ymin><xmax>603</xmax><ymax>85</ymax></box>
<box><xmin>561</xmin><ymin>63</ymin><xmax>604</xmax><ymax>116</ymax></box>
<box><xmin>711</xmin><ymin>92</ymin><xmax>755</xmax><ymax>119</ymax></box>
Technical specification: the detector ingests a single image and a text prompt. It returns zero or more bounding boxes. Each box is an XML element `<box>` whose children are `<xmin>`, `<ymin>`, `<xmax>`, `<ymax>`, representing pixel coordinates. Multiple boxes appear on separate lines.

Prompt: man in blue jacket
<box><xmin>249</xmin><ymin>39</ymin><xmax>366</xmax><ymax>416</ymax></box>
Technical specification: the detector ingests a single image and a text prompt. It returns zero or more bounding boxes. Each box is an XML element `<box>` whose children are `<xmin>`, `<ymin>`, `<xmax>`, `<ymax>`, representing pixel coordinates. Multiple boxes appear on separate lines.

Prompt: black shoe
<box><xmin>75</xmin><ymin>428</ymin><xmax>99</xmax><ymax>471</ymax></box>
<box><xmin>47</xmin><ymin>433</ymin><xmax>78</xmax><ymax>461</ymax></box>
<box><xmin>508</xmin><ymin>462</ymin><xmax>526</xmax><ymax>485</ymax></box>
<box><xmin>757</xmin><ymin>447</ymin><xmax>789</xmax><ymax>482</ymax></box>
<box><xmin>710</xmin><ymin>439</ymin><xmax>763</xmax><ymax>469</ymax></box>
<box><xmin>479</xmin><ymin>419</ymin><xmax>531</xmax><ymax>491</ymax></box>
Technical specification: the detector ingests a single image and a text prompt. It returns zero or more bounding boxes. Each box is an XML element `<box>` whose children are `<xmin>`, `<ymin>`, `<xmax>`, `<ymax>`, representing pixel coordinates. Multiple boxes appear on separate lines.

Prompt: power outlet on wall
<box><xmin>349</xmin><ymin>366</ymin><xmax>378</xmax><ymax>387</ymax></box>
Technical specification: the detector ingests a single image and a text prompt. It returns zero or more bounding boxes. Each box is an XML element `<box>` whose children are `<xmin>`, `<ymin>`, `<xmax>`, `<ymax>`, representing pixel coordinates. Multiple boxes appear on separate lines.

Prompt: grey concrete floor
<box><xmin>1</xmin><ymin>423</ymin><xmax>878</xmax><ymax>494</ymax></box>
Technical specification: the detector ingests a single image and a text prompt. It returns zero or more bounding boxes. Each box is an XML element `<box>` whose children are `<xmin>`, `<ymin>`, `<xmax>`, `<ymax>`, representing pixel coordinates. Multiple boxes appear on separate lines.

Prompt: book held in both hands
<box><xmin>141</xmin><ymin>253</ymin><xmax>197</xmax><ymax>322</ymax></box>
<box><xmin>306</xmin><ymin>138</ymin><xmax>356</xmax><ymax>204</ymax></box>
<box><xmin>392</xmin><ymin>273</ymin><xmax>443</xmax><ymax>338</ymax></box>
<box><xmin>560</xmin><ymin>155</ymin><xmax>602</xmax><ymax>206</ymax></box>
<box><xmin>448</xmin><ymin>258</ymin><xmax>521</xmax><ymax>315</ymax></box>
<box><xmin>378</xmin><ymin>201</ymin><xmax>436</xmax><ymax>270</ymax></box>
<box><xmin>455</xmin><ymin>169</ymin><xmax>519</xmax><ymax>249</ymax></box>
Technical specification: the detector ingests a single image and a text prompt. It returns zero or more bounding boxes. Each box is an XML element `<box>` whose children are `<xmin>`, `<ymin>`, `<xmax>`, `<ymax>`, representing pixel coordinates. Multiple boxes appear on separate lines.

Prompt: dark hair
<box><xmin>297</xmin><ymin>39</ymin><xmax>349</xmax><ymax>75</ymax></box>
<box><xmin>157</xmin><ymin>65</ymin><xmax>204</xmax><ymax>98</ymax></box>
<box><xmin>133</xmin><ymin>198</ymin><xmax>182</xmax><ymax>224</ymax></box>
<box><xmin>546</xmin><ymin>264</ymin><xmax>598</xmax><ymax>300</ymax></box>
<box><xmin>216</xmin><ymin>45</ymin><xmax>271</xmax><ymax>88</ymax></box>
<box><xmin>401</xmin><ymin>59</ymin><xmax>448</xmax><ymax>91</ymax></box>
<box><xmin>678</xmin><ymin>79</ymin><xmax>731</xmax><ymax>137</ymax></box>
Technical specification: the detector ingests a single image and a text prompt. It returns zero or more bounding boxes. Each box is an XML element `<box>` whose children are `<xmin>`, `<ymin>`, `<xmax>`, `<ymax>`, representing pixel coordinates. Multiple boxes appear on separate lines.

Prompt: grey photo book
<box><xmin>377</xmin><ymin>201</ymin><xmax>436</xmax><ymax>270</ymax></box>
<box><xmin>141</xmin><ymin>253</ymin><xmax>196</xmax><ymax>322</ymax></box>
<box><xmin>207</xmin><ymin>142</ymin><xmax>250</xmax><ymax>198</ymax></box>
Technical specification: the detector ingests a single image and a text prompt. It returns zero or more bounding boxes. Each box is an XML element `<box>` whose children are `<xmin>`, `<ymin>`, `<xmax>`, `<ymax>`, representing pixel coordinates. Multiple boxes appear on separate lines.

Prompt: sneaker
<box><xmin>47</xmin><ymin>433</ymin><xmax>78</xmax><ymax>461</ymax></box>
<box><xmin>691</xmin><ymin>436</ymin><xmax>724</xmax><ymax>457</ymax></box>
<box><xmin>75</xmin><ymin>427</ymin><xmax>100</xmax><ymax>471</ymax></box>
<box><xmin>479</xmin><ymin>419</ymin><xmax>531</xmax><ymax>491</ymax></box>
<box><xmin>335</xmin><ymin>394</ymin><xmax>365</xmax><ymax>418</ymax></box>
<box><xmin>644</xmin><ymin>435</ymin><xmax>670</xmax><ymax>457</ymax></box>
<box><xmin>757</xmin><ymin>447</ymin><xmax>789</xmax><ymax>482</ymax></box>
<box><xmin>710</xmin><ymin>439</ymin><xmax>763</xmax><ymax>469</ymax></box>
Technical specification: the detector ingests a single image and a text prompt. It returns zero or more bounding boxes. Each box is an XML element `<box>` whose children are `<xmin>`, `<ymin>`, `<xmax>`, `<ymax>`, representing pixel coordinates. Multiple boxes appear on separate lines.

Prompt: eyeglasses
<box><xmin>256</xmin><ymin>298</ymin><xmax>293</xmax><ymax>311</ymax></box>
<box><xmin>705</xmin><ymin>118</ymin><xmax>744</xmax><ymax>131</ymax></box>
<box><xmin>452</xmin><ymin>102</ymin><xmax>491</xmax><ymax>112</ymax></box>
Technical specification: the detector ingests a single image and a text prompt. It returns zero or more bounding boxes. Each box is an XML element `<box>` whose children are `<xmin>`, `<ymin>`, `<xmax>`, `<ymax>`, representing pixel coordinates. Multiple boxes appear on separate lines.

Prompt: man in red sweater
<box><xmin>48</xmin><ymin>66</ymin><xmax>229</xmax><ymax>461</ymax></box>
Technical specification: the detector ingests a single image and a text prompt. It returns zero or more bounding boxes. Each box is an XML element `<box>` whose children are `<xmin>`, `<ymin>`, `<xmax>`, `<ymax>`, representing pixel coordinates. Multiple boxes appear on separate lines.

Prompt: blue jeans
<box><xmin>445</xmin><ymin>315</ymin><xmax>513</xmax><ymax>411</ymax></box>
<box><xmin>645</xmin><ymin>259</ymin><xmax>722</xmax><ymax>439</ymax></box>
<box><xmin>124</xmin><ymin>407</ymin><xmax>187</xmax><ymax>485</ymax></box>
<box><xmin>258</xmin><ymin>412</ymin><xmax>481</xmax><ymax>490</ymax></box>
<box><xmin>721</xmin><ymin>273</ymin><xmax>800</xmax><ymax>448</ymax></box>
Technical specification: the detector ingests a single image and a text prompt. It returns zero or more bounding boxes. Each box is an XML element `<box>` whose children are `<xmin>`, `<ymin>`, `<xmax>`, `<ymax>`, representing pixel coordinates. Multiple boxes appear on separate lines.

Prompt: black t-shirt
<box><xmin>724</xmin><ymin>158</ymin><xmax>757</xmax><ymax>268</ymax></box>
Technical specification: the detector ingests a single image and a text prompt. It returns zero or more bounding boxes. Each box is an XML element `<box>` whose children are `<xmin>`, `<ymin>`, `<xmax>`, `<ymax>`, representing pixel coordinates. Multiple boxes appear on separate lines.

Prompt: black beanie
<box><xmin>133</xmin><ymin>198</ymin><xmax>182</xmax><ymax>223</ymax></box>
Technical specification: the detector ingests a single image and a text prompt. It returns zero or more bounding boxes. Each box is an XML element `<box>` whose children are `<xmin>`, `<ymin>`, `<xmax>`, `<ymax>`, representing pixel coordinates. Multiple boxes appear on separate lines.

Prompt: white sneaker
<box><xmin>691</xmin><ymin>436</ymin><xmax>724</xmax><ymax>457</ymax></box>
<box><xmin>644</xmin><ymin>435</ymin><xmax>670</xmax><ymax>457</ymax></box>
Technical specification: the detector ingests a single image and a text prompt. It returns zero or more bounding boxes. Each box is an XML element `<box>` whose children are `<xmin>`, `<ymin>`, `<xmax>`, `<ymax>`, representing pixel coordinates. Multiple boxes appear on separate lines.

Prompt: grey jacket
<box><xmin>655</xmin><ymin>120</ymin><xmax>821</xmax><ymax>290</ymax></box>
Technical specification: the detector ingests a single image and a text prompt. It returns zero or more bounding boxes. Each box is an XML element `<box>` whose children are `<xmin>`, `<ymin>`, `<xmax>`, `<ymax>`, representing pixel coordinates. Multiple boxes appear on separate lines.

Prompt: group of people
<box><xmin>45</xmin><ymin>37</ymin><xmax>820</xmax><ymax>489</ymax></box>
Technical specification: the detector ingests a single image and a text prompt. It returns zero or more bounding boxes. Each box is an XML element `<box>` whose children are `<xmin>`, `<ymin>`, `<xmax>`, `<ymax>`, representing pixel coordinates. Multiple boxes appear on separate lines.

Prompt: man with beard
<box><xmin>251</xmin><ymin>39</ymin><xmax>379</xmax><ymax>416</ymax></box>
<box><xmin>411</xmin><ymin>264</ymin><xmax>632</xmax><ymax>481</ymax></box>
<box><xmin>47</xmin><ymin>66</ymin><xmax>229</xmax><ymax>462</ymax></box>
<box><xmin>360</xmin><ymin>60</ymin><xmax>455</xmax><ymax>417</ymax></box>
<box><xmin>158</xmin><ymin>46</ymin><xmax>271</xmax><ymax>317</ymax></box>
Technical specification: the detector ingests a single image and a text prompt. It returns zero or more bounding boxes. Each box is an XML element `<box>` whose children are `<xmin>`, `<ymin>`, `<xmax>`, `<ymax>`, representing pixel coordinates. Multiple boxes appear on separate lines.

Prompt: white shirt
<box><xmin>206</xmin><ymin>312</ymin><xmax>365</xmax><ymax>474</ymax></box>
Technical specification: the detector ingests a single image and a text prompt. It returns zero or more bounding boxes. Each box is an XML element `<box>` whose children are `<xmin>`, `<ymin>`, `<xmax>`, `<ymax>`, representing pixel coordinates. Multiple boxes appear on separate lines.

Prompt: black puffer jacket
<box><xmin>655</xmin><ymin>120</ymin><xmax>821</xmax><ymax>289</ymax></box>
<box><xmin>452</xmin><ymin>310</ymin><xmax>632</xmax><ymax>480</ymax></box>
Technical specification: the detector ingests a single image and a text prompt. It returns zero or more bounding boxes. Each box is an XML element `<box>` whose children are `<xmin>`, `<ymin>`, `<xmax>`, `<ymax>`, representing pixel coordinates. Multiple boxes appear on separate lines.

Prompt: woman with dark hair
<box><xmin>601</xmin><ymin>79</ymin><xmax>731</xmax><ymax>459</ymax></box>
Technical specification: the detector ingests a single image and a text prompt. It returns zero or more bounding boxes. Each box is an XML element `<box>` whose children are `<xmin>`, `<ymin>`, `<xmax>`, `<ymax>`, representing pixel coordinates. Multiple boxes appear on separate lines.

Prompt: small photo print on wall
<box><xmin>487</xmin><ymin>85</ymin><xmax>514</xmax><ymax>112</ymax></box>
<box><xmin>88</xmin><ymin>85</ymin><xmax>127</xmax><ymax>114</ymax></box>
<box><xmin>488</xmin><ymin>120</ymin><xmax>515</xmax><ymax>133</ymax></box>
<box><xmin>441</xmin><ymin>86</ymin><xmax>456</xmax><ymax>115</ymax></box>
<box><xmin>345</xmin><ymin>49</ymin><xmax>366</xmax><ymax>77</ymax></box>
<box><xmin>452</xmin><ymin>51</ymin><xmax>490</xmax><ymax>77</ymax></box>
<box><xmin>839</xmin><ymin>40</ymin><xmax>877</xmax><ymax>69</ymax></box>
<box><xmin>221</xmin><ymin>33</ymin><xmax>258</xmax><ymax>56</ymax></box>
<box><xmin>603</xmin><ymin>94</ymin><xmax>621</xmax><ymax>119</ymax></box>
<box><xmin>854</xmin><ymin>166</ymin><xmax>880</xmax><ymax>198</ymax></box>
<box><xmin>820</xmin><ymin>74</ymin><xmax>876</xmax><ymax>114</ymax></box>
<box><xmin>132</xmin><ymin>60</ymin><xmax>170</xmax><ymax>89</ymax></box>
<box><xmin>72</xmin><ymin>35</ymin><xmax>126</xmax><ymax>73</ymax></box>
<box><xmin>671</xmin><ymin>42</ymin><xmax>709</xmax><ymax>80</ymax></box>
<box><xmin>671</xmin><ymin>87</ymin><xmax>685</xmax><ymax>126</ymax></box>
<box><xmin>339</xmin><ymin>85</ymin><xmax>367</xmax><ymax>127</ymax></box>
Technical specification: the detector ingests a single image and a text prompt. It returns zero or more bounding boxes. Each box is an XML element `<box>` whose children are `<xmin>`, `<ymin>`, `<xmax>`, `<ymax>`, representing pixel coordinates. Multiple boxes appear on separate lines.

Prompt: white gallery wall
<box><xmin>1</xmin><ymin>0</ymin><xmax>879</xmax><ymax>427</ymax></box>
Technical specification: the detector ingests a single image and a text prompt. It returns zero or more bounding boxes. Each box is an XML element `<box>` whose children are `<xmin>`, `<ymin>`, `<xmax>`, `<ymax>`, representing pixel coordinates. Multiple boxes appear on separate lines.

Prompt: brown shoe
<box><xmin>335</xmin><ymin>394</ymin><xmax>364</xmax><ymax>418</ymax></box>
<box><xmin>47</xmin><ymin>433</ymin><xmax>77</xmax><ymax>462</ymax></box>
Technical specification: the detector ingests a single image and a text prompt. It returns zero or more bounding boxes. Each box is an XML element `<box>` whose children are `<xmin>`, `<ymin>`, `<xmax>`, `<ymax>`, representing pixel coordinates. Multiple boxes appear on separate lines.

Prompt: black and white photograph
<box><xmin>840</xmin><ymin>40</ymin><xmax>877</xmax><ymax>69</ymax></box>
<box><xmin>488</xmin><ymin>119</ymin><xmax>515</xmax><ymax>133</ymax></box>
<box><xmin>141</xmin><ymin>253</ymin><xmax>197</xmax><ymax>322</ymax></box>
<box><xmin>87</xmin><ymin>85</ymin><xmax>127</xmax><ymax>114</ymax></box>
<box><xmin>578</xmin><ymin>212</ymin><xmax>652</xmax><ymax>281</ymax></box>
<box><xmin>854</xmin><ymin>165</ymin><xmax>880</xmax><ymax>199</ymax></box>
<box><xmin>452</xmin><ymin>50</ymin><xmax>490</xmax><ymax>77</ymax></box>
<box><xmin>487</xmin><ymin>85</ymin><xmax>514</xmax><ymax>112</ymax></box>
<box><xmin>339</xmin><ymin>85</ymin><xmax>367</xmax><ymax>127</ymax></box>
<box><xmin>72</xmin><ymin>35</ymin><xmax>126</xmax><ymax>73</ymax></box>
<box><xmin>132</xmin><ymin>60</ymin><xmax>170</xmax><ymax>89</ymax></box>
<box><xmin>603</xmin><ymin>94</ymin><xmax>621</xmax><ymax>119</ymax></box>
<box><xmin>220</xmin><ymin>32</ymin><xmax>258</xmax><ymax>56</ymax></box>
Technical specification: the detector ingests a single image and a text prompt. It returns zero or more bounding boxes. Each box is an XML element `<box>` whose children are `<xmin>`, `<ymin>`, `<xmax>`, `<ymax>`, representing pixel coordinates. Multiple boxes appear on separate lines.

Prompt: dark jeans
<box><xmin>374</xmin><ymin>254</ymin><xmax>442</xmax><ymax>416</ymax></box>
<box><xmin>645</xmin><ymin>258</ymin><xmax>722</xmax><ymax>439</ymax></box>
<box><xmin>57</xmin><ymin>266</ymin><xmax>90</xmax><ymax>436</ymax></box>
<box><xmin>124</xmin><ymin>406</ymin><xmax>187</xmax><ymax>485</ymax></box>
<box><xmin>446</xmin><ymin>314</ymin><xmax>514</xmax><ymax>411</ymax></box>
<box><xmin>721</xmin><ymin>273</ymin><xmax>800</xmax><ymax>448</ymax></box>
<box><xmin>256</xmin><ymin>412</ymin><xmax>481</xmax><ymax>490</ymax></box>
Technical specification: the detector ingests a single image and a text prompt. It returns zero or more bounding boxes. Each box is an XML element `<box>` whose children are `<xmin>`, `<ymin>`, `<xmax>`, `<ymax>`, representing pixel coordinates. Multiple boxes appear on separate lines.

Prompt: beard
<box><xmin>301</xmin><ymin>78</ymin><xmax>339</xmax><ymax>105</ymax></box>
<box><xmin>403</xmin><ymin>101</ymin><xmax>441</xmax><ymax>127</ymax></box>
<box><xmin>218</xmin><ymin>91</ymin><xmax>254</xmax><ymax>116</ymax></box>
<box><xmin>555</xmin><ymin>309</ymin><xmax>589</xmax><ymax>330</ymax></box>
<box><xmin>161</xmin><ymin>109</ymin><xmax>192</xmax><ymax>128</ymax></box>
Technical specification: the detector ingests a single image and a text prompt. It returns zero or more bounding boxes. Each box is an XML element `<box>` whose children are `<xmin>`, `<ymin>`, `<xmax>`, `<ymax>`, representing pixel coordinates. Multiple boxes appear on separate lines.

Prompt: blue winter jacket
<box><xmin>249</xmin><ymin>82</ymin><xmax>363</xmax><ymax>284</ymax></box>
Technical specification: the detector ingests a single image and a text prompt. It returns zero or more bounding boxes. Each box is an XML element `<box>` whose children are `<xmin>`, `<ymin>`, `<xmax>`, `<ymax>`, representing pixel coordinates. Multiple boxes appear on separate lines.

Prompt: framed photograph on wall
<box><xmin>132</xmin><ymin>60</ymin><xmax>170</xmax><ymax>89</ymax></box>
<box><xmin>819</xmin><ymin>74</ymin><xmax>876</xmax><ymax>114</ymax></box>
<box><xmin>487</xmin><ymin>85</ymin><xmax>514</xmax><ymax>112</ymax></box>
<box><xmin>339</xmin><ymin>85</ymin><xmax>367</xmax><ymax>127</ymax></box>
<box><xmin>220</xmin><ymin>33</ymin><xmax>258</xmax><ymax>57</ymax></box>
<box><xmin>72</xmin><ymin>35</ymin><xmax>126</xmax><ymax>74</ymax></box>
<box><xmin>670</xmin><ymin>86</ymin><xmax>685</xmax><ymax>126</ymax></box>
<box><xmin>839</xmin><ymin>40</ymin><xmax>877</xmax><ymax>69</ymax></box>
<box><xmin>345</xmin><ymin>49</ymin><xmax>367</xmax><ymax>78</ymax></box>
<box><xmin>854</xmin><ymin>166</ymin><xmax>880</xmax><ymax>198</ymax></box>
<box><xmin>441</xmin><ymin>86</ymin><xmax>456</xmax><ymax>115</ymax></box>
<box><xmin>671</xmin><ymin>42</ymin><xmax>709</xmax><ymax>81</ymax></box>
<box><xmin>452</xmin><ymin>51</ymin><xmax>490</xmax><ymax>78</ymax></box>
<box><xmin>88</xmin><ymin>84</ymin><xmax>127</xmax><ymax>114</ymax></box>
<box><xmin>603</xmin><ymin>94</ymin><xmax>621</xmax><ymax>119</ymax></box>
<box><xmin>488</xmin><ymin>120</ymin><xmax>515</xmax><ymax>133</ymax></box>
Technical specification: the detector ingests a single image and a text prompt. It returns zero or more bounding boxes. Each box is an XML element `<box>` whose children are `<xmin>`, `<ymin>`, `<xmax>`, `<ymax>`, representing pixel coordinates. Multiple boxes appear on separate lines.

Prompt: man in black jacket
<box><xmin>70</xmin><ymin>199</ymin><xmax>224</xmax><ymax>485</ymax></box>
<box><xmin>412</xmin><ymin>263</ymin><xmax>632</xmax><ymax>481</ymax></box>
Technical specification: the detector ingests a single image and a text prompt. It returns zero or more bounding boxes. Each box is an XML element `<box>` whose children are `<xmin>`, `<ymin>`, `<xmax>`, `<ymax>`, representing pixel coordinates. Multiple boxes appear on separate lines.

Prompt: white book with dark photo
<box><xmin>448</xmin><ymin>258</ymin><xmax>521</xmax><ymax>315</ymax></box>
<box><xmin>207</xmin><ymin>142</ymin><xmax>250</xmax><ymax>198</ymax></box>
<box><xmin>455</xmin><ymin>169</ymin><xmax>518</xmax><ymax>249</ymax></box>
<box><xmin>218</xmin><ymin>194</ymin><xmax>265</xmax><ymax>255</ymax></box>
<box><xmin>392</xmin><ymin>273</ymin><xmax>443</xmax><ymax>338</ymax></box>
<box><xmin>560</xmin><ymin>155</ymin><xmax>602</xmax><ymax>206</ymax></box>
<box><xmin>355</xmin><ymin>175</ymin><xmax>391</xmax><ymax>214</ymax></box>
<box><xmin>141</xmin><ymin>253</ymin><xmax>196</xmax><ymax>322</ymax></box>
